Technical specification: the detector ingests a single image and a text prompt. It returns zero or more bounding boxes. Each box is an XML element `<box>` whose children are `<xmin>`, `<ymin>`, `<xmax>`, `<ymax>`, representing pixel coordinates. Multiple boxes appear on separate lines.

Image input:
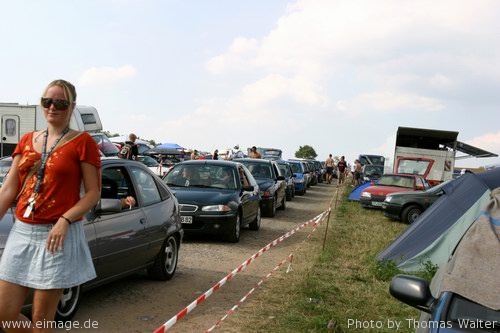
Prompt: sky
<box><xmin>1</xmin><ymin>0</ymin><xmax>500</xmax><ymax>169</ymax></box>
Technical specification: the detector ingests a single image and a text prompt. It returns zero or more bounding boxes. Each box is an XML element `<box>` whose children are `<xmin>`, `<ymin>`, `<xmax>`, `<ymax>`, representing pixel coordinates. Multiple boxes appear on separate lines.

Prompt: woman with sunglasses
<box><xmin>0</xmin><ymin>79</ymin><xmax>101</xmax><ymax>332</ymax></box>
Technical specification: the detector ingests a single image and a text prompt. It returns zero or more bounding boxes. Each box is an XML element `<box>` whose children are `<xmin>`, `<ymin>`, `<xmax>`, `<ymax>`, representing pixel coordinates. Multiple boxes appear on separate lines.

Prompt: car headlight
<box><xmin>361</xmin><ymin>192</ymin><xmax>372</xmax><ymax>198</ymax></box>
<box><xmin>384</xmin><ymin>196</ymin><xmax>392</xmax><ymax>203</ymax></box>
<box><xmin>202</xmin><ymin>205</ymin><xmax>231</xmax><ymax>212</ymax></box>
<box><xmin>260</xmin><ymin>191</ymin><xmax>272</xmax><ymax>198</ymax></box>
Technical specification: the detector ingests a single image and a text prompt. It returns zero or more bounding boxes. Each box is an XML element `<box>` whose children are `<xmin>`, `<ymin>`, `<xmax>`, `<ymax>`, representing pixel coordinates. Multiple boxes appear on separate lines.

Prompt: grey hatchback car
<box><xmin>0</xmin><ymin>158</ymin><xmax>183</xmax><ymax>321</ymax></box>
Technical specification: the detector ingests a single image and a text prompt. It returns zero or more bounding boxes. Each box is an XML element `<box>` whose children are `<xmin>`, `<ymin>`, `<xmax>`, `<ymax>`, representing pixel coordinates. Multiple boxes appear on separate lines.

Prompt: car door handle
<box><xmin>140</xmin><ymin>218</ymin><xmax>146</xmax><ymax>225</ymax></box>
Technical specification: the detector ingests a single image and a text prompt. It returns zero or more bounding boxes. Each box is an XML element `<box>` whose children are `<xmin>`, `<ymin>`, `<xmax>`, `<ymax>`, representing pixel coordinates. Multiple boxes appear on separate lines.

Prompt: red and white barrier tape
<box><xmin>205</xmin><ymin>211</ymin><xmax>328</xmax><ymax>332</ymax></box>
<box><xmin>152</xmin><ymin>211</ymin><xmax>326</xmax><ymax>333</ymax></box>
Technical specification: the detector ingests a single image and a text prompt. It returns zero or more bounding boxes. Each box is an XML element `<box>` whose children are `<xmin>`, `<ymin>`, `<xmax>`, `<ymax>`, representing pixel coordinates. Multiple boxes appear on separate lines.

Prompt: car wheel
<box><xmin>267</xmin><ymin>197</ymin><xmax>277</xmax><ymax>217</ymax></box>
<box><xmin>55</xmin><ymin>285</ymin><xmax>81</xmax><ymax>322</ymax></box>
<box><xmin>227</xmin><ymin>213</ymin><xmax>241</xmax><ymax>242</ymax></box>
<box><xmin>147</xmin><ymin>235</ymin><xmax>179</xmax><ymax>280</ymax></box>
<box><xmin>249</xmin><ymin>206</ymin><xmax>261</xmax><ymax>231</ymax></box>
<box><xmin>402</xmin><ymin>205</ymin><xmax>423</xmax><ymax>224</ymax></box>
<box><xmin>278</xmin><ymin>193</ymin><xmax>286</xmax><ymax>210</ymax></box>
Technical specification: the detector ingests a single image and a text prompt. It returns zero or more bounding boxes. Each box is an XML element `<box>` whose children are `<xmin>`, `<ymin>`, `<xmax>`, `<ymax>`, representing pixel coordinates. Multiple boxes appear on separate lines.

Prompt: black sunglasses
<box><xmin>41</xmin><ymin>97</ymin><xmax>70</xmax><ymax>111</ymax></box>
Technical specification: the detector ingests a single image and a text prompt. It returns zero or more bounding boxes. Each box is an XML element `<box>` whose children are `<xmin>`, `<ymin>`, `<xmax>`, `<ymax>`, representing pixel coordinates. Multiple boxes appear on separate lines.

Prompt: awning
<box><xmin>449</xmin><ymin>141</ymin><xmax>498</xmax><ymax>159</ymax></box>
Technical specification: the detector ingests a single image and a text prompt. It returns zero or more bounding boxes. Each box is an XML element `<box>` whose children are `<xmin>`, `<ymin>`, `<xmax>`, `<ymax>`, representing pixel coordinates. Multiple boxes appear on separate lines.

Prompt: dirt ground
<box><xmin>61</xmin><ymin>181</ymin><xmax>339</xmax><ymax>333</ymax></box>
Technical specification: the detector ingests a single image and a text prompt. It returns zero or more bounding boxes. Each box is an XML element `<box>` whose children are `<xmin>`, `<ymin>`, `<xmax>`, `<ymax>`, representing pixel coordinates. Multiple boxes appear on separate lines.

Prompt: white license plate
<box><xmin>371</xmin><ymin>201</ymin><xmax>383</xmax><ymax>207</ymax></box>
<box><xmin>181</xmin><ymin>216</ymin><xmax>193</xmax><ymax>224</ymax></box>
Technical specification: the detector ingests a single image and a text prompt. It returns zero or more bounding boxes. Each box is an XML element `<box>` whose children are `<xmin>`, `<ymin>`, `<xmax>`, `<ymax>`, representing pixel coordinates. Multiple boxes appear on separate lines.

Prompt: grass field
<box><xmin>223</xmin><ymin>185</ymin><xmax>437</xmax><ymax>333</ymax></box>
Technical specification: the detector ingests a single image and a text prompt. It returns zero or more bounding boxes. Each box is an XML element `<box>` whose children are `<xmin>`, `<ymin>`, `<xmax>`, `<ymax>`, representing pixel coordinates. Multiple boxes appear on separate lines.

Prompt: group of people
<box><xmin>210</xmin><ymin>145</ymin><xmax>262</xmax><ymax>160</ymax></box>
<box><xmin>325</xmin><ymin>154</ymin><xmax>349</xmax><ymax>186</ymax></box>
<box><xmin>325</xmin><ymin>154</ymin><xmax>364</xmax><ymax>187</ymax></box>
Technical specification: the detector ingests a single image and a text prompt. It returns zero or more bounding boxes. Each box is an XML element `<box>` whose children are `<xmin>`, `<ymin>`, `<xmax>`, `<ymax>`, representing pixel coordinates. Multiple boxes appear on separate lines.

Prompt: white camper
<box><xmin>0</xmin><ymin>103</ymin><xmax>103</xmax><ymax>157</ymax></box>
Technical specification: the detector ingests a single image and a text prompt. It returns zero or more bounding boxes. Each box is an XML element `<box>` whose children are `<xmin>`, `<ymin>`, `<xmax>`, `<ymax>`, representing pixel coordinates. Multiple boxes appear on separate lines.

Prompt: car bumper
<box><xmin>180</xmin><ymin>213</ymin><xmax>237</xmax><ymax>236</ymax></box>
<box><xmin>359</xmin><ymin>197</ymin><xmax>385</xmax><ymax>209</ymax></box>
<box><xmin>294</xmin><ymin>182</ymin><xmax>306</xmax><ymax>193</ymax></box>
<box><xmin>381</xmin><ymin>203</ymin><xmax>402</xmax><ymax>220</ymax></box>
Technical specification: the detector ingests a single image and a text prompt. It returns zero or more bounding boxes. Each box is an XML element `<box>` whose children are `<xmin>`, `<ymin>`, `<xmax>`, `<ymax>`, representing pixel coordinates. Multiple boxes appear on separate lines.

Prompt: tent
<box><xmin>155</xmin><ymin>143</ymin><xmax>184</xmax><ymax>150</ymax></box>
<box><xmin>376</xmin><ymin>167</ymin><xmax>500</xmax><ymax>272</ymax></box>
<box><xmin>347</xmin><ymin>182</ymin><xmax>371</xmax><ymax>201</ymax></box>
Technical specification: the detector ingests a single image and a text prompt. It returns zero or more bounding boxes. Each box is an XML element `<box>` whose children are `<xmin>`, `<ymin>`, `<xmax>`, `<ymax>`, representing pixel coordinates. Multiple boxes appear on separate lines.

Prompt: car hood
<box><xmin>386</xmin><ymin>190</ymin><xmax>428</xmax><ymax>199</ymax></box>
<box><xmin>364</xmin><ymin>186</ymin><xmax>413</xmax><ymax>196</ymax></box>
<box><xmin>255</xmin><ymin>179</ymin><xmax>275</xmax><ymax>191</ymax></box>
<box><xmin>172</xmin><ymin>188</ymin><xmax>236</xmax><ymax>206</ymax></box>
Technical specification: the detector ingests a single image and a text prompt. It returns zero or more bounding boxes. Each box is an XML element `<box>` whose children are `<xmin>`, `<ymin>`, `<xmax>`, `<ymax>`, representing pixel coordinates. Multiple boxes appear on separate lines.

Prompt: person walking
<box><xmin>325</xmin><ymin>154</ymin><xmax>335</xmax><ymax>184</ymax></box>
<box><xmin>213</xmin><ymin>149</ymin><xmax>219</xmax><ymax>160</ymax></box>
<box><xmin>118</xmin><ymin>133</ymin><xmax>139</xmax><ymax>160</ymax></box>
<box><xmin>125</xmin><ymin>133</ymin><xmax>139</xmax><ymax>160</ymax></box>
<box><xmin>353</xmin><ymin>159</ymin><xmax>362</xmax><ymax>186</ymax></box>
<box><xmin>336</xmin><ymin>156</ymin><xmax>347</xmax><ymax>187</ymax></box>
<box><xmin>0</xmin><ymin>79</ymin><xmax>101</xmax><ymax>332</ymax></box>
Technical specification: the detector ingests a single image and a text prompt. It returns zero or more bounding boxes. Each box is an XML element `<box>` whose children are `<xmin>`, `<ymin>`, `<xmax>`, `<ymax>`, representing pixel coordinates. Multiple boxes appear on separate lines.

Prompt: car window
<box><xmin>278</xmin><ymin>164</ymin><xmax>290</xmax><ymax>177</ymax></box>
<box><xmin>289</xmin><ymin>163</ymin><xmax>301</xmax><ymax>173</ymax></box>
<box><xmin>448</xmin><ymin>294</ymin><xmax>500</xmax><ymax>325</ymax></box>
<box><xmin>101</xmin><ymin>166</ymin><xmax>137</xmax><ymax>212</ymax></box>
<box><xmin>130</xmin><ymin>166</ymin><xmax>161</xmax><ymax>206</ymax></box>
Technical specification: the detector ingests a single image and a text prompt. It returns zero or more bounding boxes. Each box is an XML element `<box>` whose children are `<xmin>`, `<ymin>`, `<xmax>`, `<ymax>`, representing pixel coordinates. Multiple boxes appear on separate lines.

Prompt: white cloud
<box><xmin>206</xmin><ymin>37</ymin><xmax>259</xmax><ymax>74</ymax></box>
<box><xmin>79</xmin><ymin>65</ymin><xmax>137</xmax><ymax>86</ymax></box>
<box><xmin>240</xmin><ymin>74</ymin><xmax>327</xmax><ymax>107</ymax></box>
<box><xmin>337</xmin><ymin>91</ymin><xmax>444</xmax><ymax>114</ymax></box>
<box><xmin>464</xmin><ymin>132</ymin><xmax>500</xmax><ymax>156</ymax></box>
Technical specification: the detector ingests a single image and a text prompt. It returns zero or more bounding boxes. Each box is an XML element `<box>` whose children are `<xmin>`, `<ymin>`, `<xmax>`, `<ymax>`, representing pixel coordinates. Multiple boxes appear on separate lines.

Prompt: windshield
<box><xmin>359</xmin><ymin>155</ymin><xmax>385</xmax><ymax>166</ymax></box>
<box><xmin>363</xmin><ymin>165</ymin><xmax>384</xmax><ymax>176</ymax></box>
<box><xmin>277</xmin><ymin>163</ymin><xmax>291</xmax><ymax>177</ymax></box>
<box><xmin>137</xmin><ymin>156</ymin><xmax>159</xmax><ymax>167</ymax></box>
<box><xmin>289</xmin><ymin>163</ymin><xmax>303</xmax><ymax>173</ymax></box>
<box><xmin>377</xmin><ymin>175</ymin><xmax>415</xmax><ymax>188</ymax></box>
<box><xmin>396</xmin><ymin>159</ymin><xmax>430</xmax><ymax>176</ymax></box>
<box><xmin>448</xmin><ymin>294</ymin><xmax>500</xmax><ymax>329</ymax></box>
<box><xmin>164</xmin><ymin>164</ymin><xmax>238</xmax><ymax>189</ymax></box>
<box><xmin>92</xmin><ymin>133</ymin><xmax>120</xmax><ymax>156</ymax></box>
<box><xmin>240</xmin><ymin>161</ymin><xmax>273</xmax><ymax>179</ymax></box>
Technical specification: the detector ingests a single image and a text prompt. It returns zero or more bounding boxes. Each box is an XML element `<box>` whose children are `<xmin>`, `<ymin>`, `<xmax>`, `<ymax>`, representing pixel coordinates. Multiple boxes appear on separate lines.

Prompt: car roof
<box><xmin>237</xmin><ymin>158</ymin><xmax>273</xmax><ymax>164</ymax></box>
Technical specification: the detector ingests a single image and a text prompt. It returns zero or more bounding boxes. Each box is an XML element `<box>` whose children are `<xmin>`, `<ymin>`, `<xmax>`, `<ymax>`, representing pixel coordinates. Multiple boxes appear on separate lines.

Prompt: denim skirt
<box><xmin>0</xmin><ymin>219</ymin><xmax>96</xmax><ymax>289</ymax></box>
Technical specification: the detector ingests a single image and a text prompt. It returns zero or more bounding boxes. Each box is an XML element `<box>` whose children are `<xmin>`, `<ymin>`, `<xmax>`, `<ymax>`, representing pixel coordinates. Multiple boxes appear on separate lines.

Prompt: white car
<box><xmin>136</xmin><ymin>155</ymin><xmax>166</xmax><ymax>176</ymax></box>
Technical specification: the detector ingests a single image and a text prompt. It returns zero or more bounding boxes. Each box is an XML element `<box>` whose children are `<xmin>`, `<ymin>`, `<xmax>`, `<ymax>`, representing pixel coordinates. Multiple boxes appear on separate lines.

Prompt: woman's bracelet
<box><xmin>60</xmin><ymin>215</ymin><xmax>72</xmax><ymax>225</ymax></box>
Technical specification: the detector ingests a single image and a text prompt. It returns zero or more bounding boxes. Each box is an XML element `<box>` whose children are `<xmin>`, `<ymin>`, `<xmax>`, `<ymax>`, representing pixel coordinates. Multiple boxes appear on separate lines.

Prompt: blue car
<box><xmin>287</xmin><ymin>160</ymin><xmax>309</xmax><ymax>195</ymax></box>
<box><xmin>276</xmin><ymin>160</ymin><xmax>296</xmax><ymax>201</ymax></box>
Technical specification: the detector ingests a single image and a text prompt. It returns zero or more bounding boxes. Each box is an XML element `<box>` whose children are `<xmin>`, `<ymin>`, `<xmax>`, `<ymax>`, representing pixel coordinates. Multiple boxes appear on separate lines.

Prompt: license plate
<box><xmin>371</xmin><ymin>201</ymin><xmax>383</xmax><ymax>207</ymax></box>
<box><xmin>181</xmin><ymin>216</ymin><xmax>193</xmax><ymax>224</ymax></box>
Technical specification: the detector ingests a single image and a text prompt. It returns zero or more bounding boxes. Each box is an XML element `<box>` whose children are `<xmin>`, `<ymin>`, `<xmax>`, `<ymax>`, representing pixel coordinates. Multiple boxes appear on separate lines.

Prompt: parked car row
<box><xmin>359</xmin><ymin>172</ymin><xmax>460</xmax><ymax>225</ymax></box>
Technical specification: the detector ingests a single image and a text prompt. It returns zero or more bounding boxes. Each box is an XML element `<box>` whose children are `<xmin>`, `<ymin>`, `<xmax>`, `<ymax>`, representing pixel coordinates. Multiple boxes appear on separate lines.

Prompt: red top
<box><xmin>13</xmin><ymin>131</ymin><xmax>101</xmax><ymax>224</ymax></box>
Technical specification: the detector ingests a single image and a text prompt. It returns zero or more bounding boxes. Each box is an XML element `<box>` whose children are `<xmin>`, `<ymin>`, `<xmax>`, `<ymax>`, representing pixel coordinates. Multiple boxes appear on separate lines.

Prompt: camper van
<box><xmin>0</xmin><ymin>103</ymin><xmax>103</xmax><ymax>157</ymax></box>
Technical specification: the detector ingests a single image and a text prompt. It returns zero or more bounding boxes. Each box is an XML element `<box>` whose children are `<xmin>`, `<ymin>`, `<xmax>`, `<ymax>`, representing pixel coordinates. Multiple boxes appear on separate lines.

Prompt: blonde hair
<box><xmin>43</xmin><ymin>79</ymin><xmax>77</xmax><ymax>107</ymax></box>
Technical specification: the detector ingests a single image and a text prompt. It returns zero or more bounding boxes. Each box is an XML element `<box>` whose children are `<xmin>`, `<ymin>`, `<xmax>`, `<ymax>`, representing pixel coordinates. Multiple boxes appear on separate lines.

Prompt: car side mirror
<box><xmin>95</xmin><ymin>199</ymin><xmax>123</xmax><ymax>215</ymax></box>
<box><xmin>389</xmin><ymin>275</ymin><xmax>436</xmax><ymax>314</ymax></box>
<box><xmin>276</xmin><ymin>175</ymin><xmax>285</xmax><ymax>181</ymax></box>
<box><xmin>416</xmin><ymin>185</ymin><xmax>423</xmax><ymax>190</ymax></box>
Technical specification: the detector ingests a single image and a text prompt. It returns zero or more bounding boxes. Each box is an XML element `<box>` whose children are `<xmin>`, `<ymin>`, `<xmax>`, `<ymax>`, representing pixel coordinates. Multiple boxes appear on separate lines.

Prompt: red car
<box><xmin>359</xmin><ymin>173</ymin><xmax>431</xmax><ymax>209</ymax></box>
